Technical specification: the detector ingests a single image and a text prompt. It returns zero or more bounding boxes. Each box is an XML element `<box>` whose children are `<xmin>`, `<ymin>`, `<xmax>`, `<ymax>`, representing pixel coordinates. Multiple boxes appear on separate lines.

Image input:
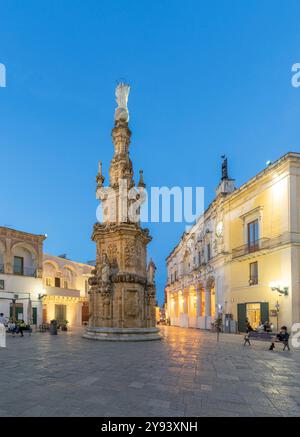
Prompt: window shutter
<box><xmin>237</xmin><ymin>303</ymin><xmax>247</xmax><ymax>332</ymax></box>
<box><xmin>260</xmin><ymin>302</ymin><xmax>269</xmax><ymax>324</ymax></box>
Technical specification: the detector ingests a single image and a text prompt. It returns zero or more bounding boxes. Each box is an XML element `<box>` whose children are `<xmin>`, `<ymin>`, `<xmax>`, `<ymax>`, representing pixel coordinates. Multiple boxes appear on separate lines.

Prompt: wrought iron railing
<box><xmin>24</xmin><ymin>267</ymin><xmax>36</xmax><ymax>277</ymax></box>
<box><xmin>232</xmin><ymin>238</ymin><xmax>270</xmax><ymax>259</ymax></box>
<box><xmin>232</xmin><ymin>232</ymin><xmax>300</xmax><ymax>259</ymax></box>
<box><xmin>13</xmin><ymin>266</ymin><xmax>36</xmax><ymax>277</ymax></box>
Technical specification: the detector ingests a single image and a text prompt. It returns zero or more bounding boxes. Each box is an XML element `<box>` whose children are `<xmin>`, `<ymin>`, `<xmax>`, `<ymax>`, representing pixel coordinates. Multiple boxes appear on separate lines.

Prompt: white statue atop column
<box><xmin>115</xmin><ymin>82</ymin><xmax>130</xmax><ymax>122</ymax></box>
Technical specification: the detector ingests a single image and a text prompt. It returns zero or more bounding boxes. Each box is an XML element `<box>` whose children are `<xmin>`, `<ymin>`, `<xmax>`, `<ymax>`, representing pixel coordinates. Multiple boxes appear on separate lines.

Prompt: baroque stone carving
<box><xmin>83</xmin><ymin>83</ymin><xmax>160</xmax><ymax>341</ymax></box>
<box><xmin>125</xmin><ymin>290</ymin><xmax>139</xmax><ymax>317</ymax></box>
<box><xmin>124</xmin><ymin>240</ymin><xmax>135</xmax><ymax>267</ymax></box>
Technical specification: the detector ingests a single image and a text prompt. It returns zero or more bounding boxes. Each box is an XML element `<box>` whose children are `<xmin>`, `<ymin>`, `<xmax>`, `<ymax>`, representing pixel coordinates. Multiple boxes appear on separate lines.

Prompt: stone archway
<box><xmin>43</xmin><ymin>260</ymin><xmax>59</xmax><ymax>286</ymax></box>
<box><xmin>11</xmin><ymin>242</ymin><xmax>38</xmax><ymax>276</ymax></box>
<box><xmin>62</xmin><ymin>266</ymin><xmax>77</xmax><ymax>289</ymax></box>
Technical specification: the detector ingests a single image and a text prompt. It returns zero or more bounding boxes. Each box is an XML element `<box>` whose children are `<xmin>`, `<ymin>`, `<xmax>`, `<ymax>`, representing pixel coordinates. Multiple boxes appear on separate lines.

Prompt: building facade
<box><xmin>0</xmin><ymin>226</ymin><xmax>93</xmax><ymax>328</ymax></box>
<box><xmin>0</xmin><ymin>227</ymin><xmax>46</xmax><ymax>325</ymax></box>
<box><xmin>165</xmin><ymin>153</ymin><xmax>300</xmax><ymax>332</ymax></box>
<box><xmin>42</xmin><ymin>254</ymin><xmax>93</xmax><ymax>328</ymax></box>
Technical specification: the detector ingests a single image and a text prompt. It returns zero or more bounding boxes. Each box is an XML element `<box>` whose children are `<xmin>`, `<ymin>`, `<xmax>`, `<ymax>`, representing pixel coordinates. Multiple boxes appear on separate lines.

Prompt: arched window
<box><xmin>62</xmin><ymin>266</ymin><xmax>76</xmax><ymax>289</ymax></box>
<box><xmin>43</xmin><ymin>261</ymin><xmax>59</xmax><ymax>287</ymax></box>
<box><xmin>12</xmin><ymin>244</ymin><xmax>37</xmax><ymax>277</ymax></box>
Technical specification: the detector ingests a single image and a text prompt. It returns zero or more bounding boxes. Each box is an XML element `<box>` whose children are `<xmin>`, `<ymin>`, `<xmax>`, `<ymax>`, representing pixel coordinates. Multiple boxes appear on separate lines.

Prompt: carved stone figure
<box><xmin>115</xmin><ymin>82</ymin><xmax>130</xmax><ymax>109</ymax></box>
<box><xmin>101</xmin><ymin>254</ymin><xmax>110</xmax><ymax>283</ymax></box>
<box><xmin>147</xmin><ymin>259</ymin><xmax>156</xmax><ymax>285</ymax></box>
<box><xmin>115</xmin><ymin>82</ymin><xmax>130</xmax><ymax>122</ymax></box>
<box><xmin>221</xmin><ymin>155</ymin><xmax>228</xmax><ymax>180</ymax></box>
<box><xmin>103</xmin><ymin>295</ymin><xmax>111</xmax><ymax>319</ymax></box>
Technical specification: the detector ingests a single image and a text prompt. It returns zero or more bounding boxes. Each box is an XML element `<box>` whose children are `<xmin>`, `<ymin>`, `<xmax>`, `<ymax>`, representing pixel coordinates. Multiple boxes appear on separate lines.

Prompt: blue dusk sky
<box><xmin>1</xmin><ymin>0</ymin><xmax>300</xmax><ymax>304</ymax></box>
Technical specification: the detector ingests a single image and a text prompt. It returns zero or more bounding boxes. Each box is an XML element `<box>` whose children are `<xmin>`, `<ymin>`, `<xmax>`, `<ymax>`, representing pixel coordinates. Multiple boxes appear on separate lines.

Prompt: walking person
<box><xmin>17</xmin><ymin>320</ymin><xmax>26</xmax><ymax>337</ymax></box>
<box><xmin>246</xmin><ymin>318</ymin><xmax>254</xmax><ymax>333</ymax></box>
<box><xmin>281</xmin><ymin>326</ymin><xmax>290</xmax><ymax>351</ymax></box>
<box><xmin>0</xmin><ymin>313</ymin><xmax>7</xmax><ymax>325</ymax></box>
<box><xmin>244</xmin><ymin>318</ymin><xmax>254</xmax><ymax>346</ymax></box>
<box><xmin>269</xmin><ymin>326</ymin><xmax>290</xmax><ymax>351</ymax></box>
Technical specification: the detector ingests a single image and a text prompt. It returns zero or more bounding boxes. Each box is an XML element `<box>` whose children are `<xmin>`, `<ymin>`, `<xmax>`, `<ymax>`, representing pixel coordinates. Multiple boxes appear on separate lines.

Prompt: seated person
<box><xmin>264</xmin><ymin>321</ymin><xmax>272</xmax><ymax>332</ymax></box>
<box><xmin>7</xmin><ymin>320</ymin><xmax>16</xmax><ymax>335</ymax></box>
<box><xmin>269</xmin><ymin>326</ymin><xmax>290</xmax><ymax>351</ymax></box>
<box><xmin>257</xmin><ymin>321</ymin><xmax>265</xmax><ymax>332</ymax></box>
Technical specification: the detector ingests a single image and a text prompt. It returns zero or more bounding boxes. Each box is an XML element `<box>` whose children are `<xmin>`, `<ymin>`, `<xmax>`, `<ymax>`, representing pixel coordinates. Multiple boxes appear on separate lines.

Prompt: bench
<box><xmin>244</xmin><ymin>331</ymin><xmax>290</xmax><ymax>350</ymax></box>
<box><xmin>38</xmin><ymin>323</ymin><xmax>49</xmax><ymax>332</ymax></box>
<box><xmin>7</xmin><ymin>325</ymin><xmax>32</xmax><ymax>336</ymax></box>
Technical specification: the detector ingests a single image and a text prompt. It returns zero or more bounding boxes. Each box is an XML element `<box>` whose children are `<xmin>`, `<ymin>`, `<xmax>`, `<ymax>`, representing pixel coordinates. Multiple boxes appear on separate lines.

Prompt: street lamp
<box><xmin>274</xmin><ymin>301</ymin><xmax>280</xmax><ymax>332</ymax></box>
<box><xmin>38</xmin><ymin>293</ymin><xmax>46</xmax><ymax>300</ymax></box>
<box><xmin>269</xmin><ymin>281</ymin><xmax>289</xmax><ymax>296</ymax></box>
<box><xmin>269</xmin><ymin>281</ymin><xmax>288</xmax><ymax>331</ymax></box>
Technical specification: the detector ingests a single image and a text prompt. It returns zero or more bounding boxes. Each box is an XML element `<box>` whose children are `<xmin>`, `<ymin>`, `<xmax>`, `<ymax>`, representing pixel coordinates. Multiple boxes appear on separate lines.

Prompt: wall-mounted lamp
<box><xmin>38</xmin><ymin>293</ymin><xmax>47</xmax><ymax>300</ymax></box>
<box><xmin>269</xmin><ymin>281</ymin><xmax>288</xmax><ymax>296</ymax></box>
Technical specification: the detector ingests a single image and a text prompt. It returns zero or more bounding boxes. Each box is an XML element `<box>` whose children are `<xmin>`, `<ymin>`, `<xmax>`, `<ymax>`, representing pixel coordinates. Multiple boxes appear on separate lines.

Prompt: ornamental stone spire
<box><xmin>83</xmin><ymin>83</ymin><xmax>161</xmax><ymax>341</ymax></box>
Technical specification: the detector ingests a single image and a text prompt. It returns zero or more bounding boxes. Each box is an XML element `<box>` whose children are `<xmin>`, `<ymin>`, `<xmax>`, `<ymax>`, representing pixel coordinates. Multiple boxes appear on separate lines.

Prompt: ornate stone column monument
<box><xmin>83</xmin><ymin>83</ymin><xmax>161</xmax><ymax>341</ymax></box>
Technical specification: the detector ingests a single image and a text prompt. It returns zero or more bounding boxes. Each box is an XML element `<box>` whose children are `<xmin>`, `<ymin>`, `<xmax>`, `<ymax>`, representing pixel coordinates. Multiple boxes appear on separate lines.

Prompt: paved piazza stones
<box><xmin>1</xmin><ymin>327</ymin><xmax>300</xmax><ymax>417</ymax></box>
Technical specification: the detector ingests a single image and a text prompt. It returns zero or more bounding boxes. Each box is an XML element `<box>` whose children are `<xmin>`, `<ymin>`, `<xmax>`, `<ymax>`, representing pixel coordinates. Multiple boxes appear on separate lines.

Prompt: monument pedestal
<box><xmin>83</xmin><ymin>326</ymin><xmax>161</xmax><ymax>341</ymax></box>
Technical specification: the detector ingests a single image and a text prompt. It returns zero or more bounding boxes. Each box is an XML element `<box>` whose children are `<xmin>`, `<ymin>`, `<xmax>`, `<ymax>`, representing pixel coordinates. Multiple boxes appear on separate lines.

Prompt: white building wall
<box><xmin>0</xmin><ymin>273</ymin><xmax>43</xmax><ymax>323</ymax></box>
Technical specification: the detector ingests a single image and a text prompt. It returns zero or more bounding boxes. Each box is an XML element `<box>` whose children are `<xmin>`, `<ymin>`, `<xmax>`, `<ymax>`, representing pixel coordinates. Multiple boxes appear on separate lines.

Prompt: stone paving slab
<box><xmin>1</xmin><ymin>326</ymin><xmax>300</xmax><ymax>417</ymax></box>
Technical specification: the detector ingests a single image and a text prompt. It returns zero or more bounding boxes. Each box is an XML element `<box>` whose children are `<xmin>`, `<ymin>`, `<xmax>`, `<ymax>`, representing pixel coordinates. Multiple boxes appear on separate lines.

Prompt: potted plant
<box><xmin>61</xmin><ymin>320</ymin><xmax>69</xmax><ymax>331</ymax></box>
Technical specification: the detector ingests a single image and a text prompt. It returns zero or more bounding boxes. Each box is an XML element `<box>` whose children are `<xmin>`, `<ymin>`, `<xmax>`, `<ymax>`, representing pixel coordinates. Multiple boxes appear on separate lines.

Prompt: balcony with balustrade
<box><xmin>232</xmin><ymin>232</ymin><xmax>300</xmax><ymax>260</ymax></box>
<box><xmin>13</xmin><ymin>265</ymin><xmax>37</xmax><ymax>277</ymax></box>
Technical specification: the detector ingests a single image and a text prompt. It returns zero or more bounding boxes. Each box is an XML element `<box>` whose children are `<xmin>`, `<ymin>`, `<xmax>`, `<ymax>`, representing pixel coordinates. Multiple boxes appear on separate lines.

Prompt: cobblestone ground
<box><xmin>1</xmin><ymin>326</ymin><xmax>300</xmax><ymax>417</ymax></box>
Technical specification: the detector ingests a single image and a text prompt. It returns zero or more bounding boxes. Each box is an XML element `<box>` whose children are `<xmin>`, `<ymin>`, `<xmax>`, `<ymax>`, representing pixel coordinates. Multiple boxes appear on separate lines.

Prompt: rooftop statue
<box><xmin>115</xmin><ymin>82</ymin><xmax>130</xmax><ymax>122</ymax></box>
